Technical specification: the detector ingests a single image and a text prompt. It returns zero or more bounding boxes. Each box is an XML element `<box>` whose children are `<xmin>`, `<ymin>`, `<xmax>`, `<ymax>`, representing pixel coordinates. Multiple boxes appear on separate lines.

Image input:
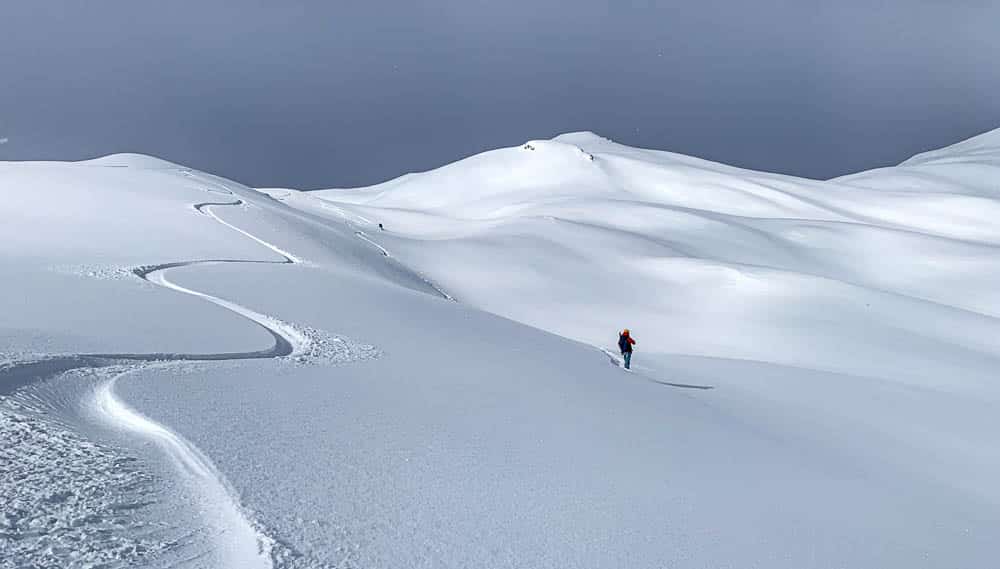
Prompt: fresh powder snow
<box><xmin>2</xmin><ymin>130</ymin><xmax>999</xmax><ymax>568</ymax></box>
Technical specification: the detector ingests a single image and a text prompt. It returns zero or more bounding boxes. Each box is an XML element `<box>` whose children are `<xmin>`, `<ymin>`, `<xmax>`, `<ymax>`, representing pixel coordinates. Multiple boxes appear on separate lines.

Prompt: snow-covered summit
<box><xmin>326</xmin><ymin>135</ymin><xmax>609</xmax><ymax>212</ymax></box>
<box><xmin>320</xmin><ymin>128</ymin><xmax>1000</xmax><ymax>241</ymax></box>
<box><xmin>78</xmin><ymin>152</ymin><xmax>190</xmax><ymax>170</ymax></box>
<box><xmin>322</xmin><ymin>132</ymin><xmax>815</xmax><ymax>221</ymax></box>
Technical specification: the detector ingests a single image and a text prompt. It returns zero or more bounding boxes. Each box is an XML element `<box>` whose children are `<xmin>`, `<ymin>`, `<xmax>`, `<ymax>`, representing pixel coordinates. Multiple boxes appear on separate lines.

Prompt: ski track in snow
<box><xmin>267</xmin><ymin>189</ymin><xmax>456</xmax><ymax>304</ymax></box>
<box><xmin>0</xmin><ymin>387</ymin><xmax>172</xmax><ymax>568</ymax></box>
<box><xmin>303</xmin><ymin>194</ymin><xmax>703</xmax><ymax>388</ymax></box>
<box><xmin>0</xmin><ymin>183</ymin><xmax>376</xmax><ymax>569</ymax></box>
<box><xmin>277</xmin><ymin>190</ymin><xmax>707</xmax><ymax>386</ymax></box>
<box><xmin>599</xmin><ymin>348</ymin><xmax>714</xmax><ymax>389</ymax></box>
<box><xmin>89</xmin><ymin>364</ymin><xmax>275</xmax><ymax>569</ymax></box>
<box><xmin>353</xmin><ymin>230</ymin><xmax>456</xmax><ymax>302</ymax></box>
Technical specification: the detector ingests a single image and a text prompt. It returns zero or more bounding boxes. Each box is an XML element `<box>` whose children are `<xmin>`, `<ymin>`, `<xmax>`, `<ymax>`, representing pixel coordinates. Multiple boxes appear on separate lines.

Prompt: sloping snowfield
<box><xmin>2</xmin><ymin>130</ymin><xmax>999</xmax><ymax>568</ymax></box>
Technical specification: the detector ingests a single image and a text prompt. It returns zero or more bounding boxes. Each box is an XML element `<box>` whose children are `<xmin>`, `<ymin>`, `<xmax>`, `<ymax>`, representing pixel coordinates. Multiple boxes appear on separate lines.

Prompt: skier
<box><xmin>378</xmin><ymin>223</ymin><xmax>384</xmax><ymax>231</ymax></box>
<box><xmin>618</xmin><ymin>329</ymin><xmax>636</xmax><ymax>369</ymax></box>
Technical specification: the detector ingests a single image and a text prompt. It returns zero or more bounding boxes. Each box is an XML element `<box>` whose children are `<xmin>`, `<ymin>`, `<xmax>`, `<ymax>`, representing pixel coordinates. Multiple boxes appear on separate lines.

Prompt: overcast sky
<box><xmin>1</xmin><ymin>1</ymin><xmax>998</xmax><ymax>188</ymax></box>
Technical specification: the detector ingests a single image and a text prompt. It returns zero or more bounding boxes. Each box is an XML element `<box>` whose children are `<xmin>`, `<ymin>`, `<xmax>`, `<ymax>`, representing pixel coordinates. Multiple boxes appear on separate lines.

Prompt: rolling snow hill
<box><xmin>279</xmin><ymin>130</ymin><xmax>1000</xmax><ymax>384</ymax></box>
<box><xmin>3</xmin><ymin>129</ymin><xmax>1000</xmax><ymax>568</ymax></box>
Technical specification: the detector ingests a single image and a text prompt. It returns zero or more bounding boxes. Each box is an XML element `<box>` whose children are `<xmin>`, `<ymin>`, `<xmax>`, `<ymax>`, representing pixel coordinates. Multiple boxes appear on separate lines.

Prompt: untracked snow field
<box><xmin>3</xmin><ymin>130</ymin><xmax>1000</xmax><ymax>568</ymax></box>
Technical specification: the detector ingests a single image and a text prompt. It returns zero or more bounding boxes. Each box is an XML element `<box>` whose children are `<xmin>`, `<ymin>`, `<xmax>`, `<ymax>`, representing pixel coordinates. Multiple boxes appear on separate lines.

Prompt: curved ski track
<box><xmin>1</xmin><ymin>189</ymin><xmax>328</xmax><ymax>568</ymax></box>
<box><xmin>2</xmin><ymin>175</ymin><xmax>716</xmax><ymax>567</ymax></box>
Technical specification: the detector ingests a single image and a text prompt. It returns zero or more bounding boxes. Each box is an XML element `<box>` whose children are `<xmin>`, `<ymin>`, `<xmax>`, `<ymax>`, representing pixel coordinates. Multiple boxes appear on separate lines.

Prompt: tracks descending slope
<box><xmin>1</xmin><ymin>192</ymin><xmax>374</xmax><ymax>569</ymax></box>
<box><xmin>270</xmin><ymin>190</ymin><xmax>712</xmax><ymax>389</ymax></box>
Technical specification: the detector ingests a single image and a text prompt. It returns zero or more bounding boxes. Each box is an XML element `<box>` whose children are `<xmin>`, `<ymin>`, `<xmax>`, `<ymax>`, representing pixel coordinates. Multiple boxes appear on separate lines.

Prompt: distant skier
<box><xmin>618</xmin><ymin>329</ymin><xmax>636</xmax><ymax>369</ymax></box>
<box><xmin>378</xmin><ymin>223</ymin><xmax>384</xmax><ymax>231</ymax></box>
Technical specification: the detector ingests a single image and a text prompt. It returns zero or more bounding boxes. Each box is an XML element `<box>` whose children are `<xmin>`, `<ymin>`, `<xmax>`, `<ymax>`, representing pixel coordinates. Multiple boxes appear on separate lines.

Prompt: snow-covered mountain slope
<box><xmin>3</xmin><ymin>129</ymin><xmax>1000</xmax><ymax>568</ymax></box>
<box><xmin>282</xmin><ymin>129</ymin><xmax>1000</xmax><ymax>383</ymax></box>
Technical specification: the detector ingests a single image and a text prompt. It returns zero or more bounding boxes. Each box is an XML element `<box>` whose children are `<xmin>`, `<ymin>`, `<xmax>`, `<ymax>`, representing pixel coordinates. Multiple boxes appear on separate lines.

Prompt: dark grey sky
<box><xmin>2</xmin><ymin>1</ymin><xmax>998</xmax><ymax>188</ymax></box>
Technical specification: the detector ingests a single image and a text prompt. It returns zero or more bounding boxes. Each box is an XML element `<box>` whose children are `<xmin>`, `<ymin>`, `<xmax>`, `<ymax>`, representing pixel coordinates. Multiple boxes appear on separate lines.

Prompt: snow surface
<box><xmin>3</xmin><ymin>129</ymin><xmax>1000</xmax><ymax>568</ymax></box>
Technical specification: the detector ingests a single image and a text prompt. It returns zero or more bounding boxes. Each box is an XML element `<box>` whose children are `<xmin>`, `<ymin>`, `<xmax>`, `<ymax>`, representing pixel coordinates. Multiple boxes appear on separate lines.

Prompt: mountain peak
<box><xmin>79</xmin><ymin>153</ymin><xmax>189</xmax><ymax>170</ymax></box>
<box><xmin>550</xmin><ymin>131</ymin><xmax>610</xmax><ymax>145</ymax></box>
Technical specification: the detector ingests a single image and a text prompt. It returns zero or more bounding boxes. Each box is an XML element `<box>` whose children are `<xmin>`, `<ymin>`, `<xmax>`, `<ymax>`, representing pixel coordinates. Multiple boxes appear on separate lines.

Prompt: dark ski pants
<box><xmin>622</xmin><ymin>351</ymin><xmax>632</xmax><ymax>369</ymax></box>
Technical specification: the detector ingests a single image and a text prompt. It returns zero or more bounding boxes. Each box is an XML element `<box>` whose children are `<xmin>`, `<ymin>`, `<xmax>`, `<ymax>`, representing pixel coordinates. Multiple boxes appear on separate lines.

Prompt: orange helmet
<box><xmin>622</xmin><ymin>329</ymin><xmax>630</xmax><ymax>335</ymax></box>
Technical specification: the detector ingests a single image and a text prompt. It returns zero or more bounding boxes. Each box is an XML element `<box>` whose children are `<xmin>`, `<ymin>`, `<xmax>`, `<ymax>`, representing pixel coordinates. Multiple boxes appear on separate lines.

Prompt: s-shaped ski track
<box><xmin>1</xmin><ymin>193</ymin><xmax>321</xmax><ymax>569</ymax></box>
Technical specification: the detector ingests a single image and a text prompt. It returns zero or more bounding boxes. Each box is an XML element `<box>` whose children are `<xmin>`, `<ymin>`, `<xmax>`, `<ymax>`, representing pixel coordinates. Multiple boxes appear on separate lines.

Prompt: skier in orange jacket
<box><xmin>618</xmin><ymin>329</ymin><xmax>636</xmax><ymax>369</ymax></box>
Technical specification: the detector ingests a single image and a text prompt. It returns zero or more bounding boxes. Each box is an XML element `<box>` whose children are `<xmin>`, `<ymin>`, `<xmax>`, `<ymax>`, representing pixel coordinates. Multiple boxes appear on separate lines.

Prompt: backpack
<box><xmin>618</xmin><ymin>334</ymin><xmax>630</xmax><ymax>353</ymax></box>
